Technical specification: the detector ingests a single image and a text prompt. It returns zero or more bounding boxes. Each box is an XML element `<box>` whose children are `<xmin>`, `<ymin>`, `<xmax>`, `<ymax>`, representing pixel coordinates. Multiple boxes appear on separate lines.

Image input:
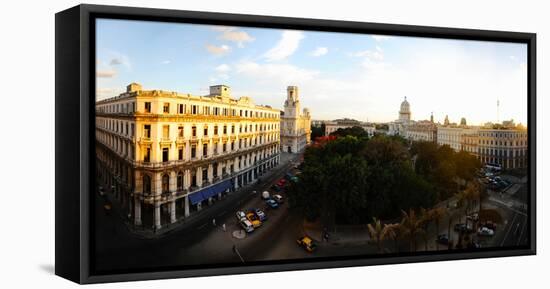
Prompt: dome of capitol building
<box><xmin>400</xmin><ymin>96</ymin><xmax>411</xmax><ymax>114</ymax></box>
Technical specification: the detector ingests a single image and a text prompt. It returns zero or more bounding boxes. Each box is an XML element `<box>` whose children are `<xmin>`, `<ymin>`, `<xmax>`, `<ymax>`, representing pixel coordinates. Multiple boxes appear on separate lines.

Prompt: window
<box><xmin>231</xmin><ymin>141</ymin><xmax>235</xmax><ymax>151</ymax></box>
<box><xmin>178</xmin><ymin>104</ymin><xmax>184</xmax><ymax>114</ymax></box>
<box><xmin>202</xmin><ymin>168</ymin><xmax>208</xmax><ymax>181</ymax></box>
<box><xmin>203</xmin><ymin>143</ymin><xmax>208</xmax><ymax>157</ymax></box>
<box><xmin>143</xmin><ymin>125</ymin><xmax>151</xmax><ymax>138</ymax></box>
<box><xmin>143</xmin><ymin>174</ymin><xmax>151</xmax><ymax>194</ymax></box>
<box><xmin>214</xmin><ymin>126</ymin><xmax>218</xmax><ymax>135</ymax></box>
<box><xmin>162</xmin><ymin>174</ymin><xmax>169</xmax><ymax>193</ymax></box>
<box><xmin>231</xmin><ymin>125</ymin><xmax>235</xmax><ymax>134</ymax></box>
<box><xmin>223</xmin><ymin>125</ymin><xmax>227</xmax><ymax>134</ymax></box>
<box><xmin>214</xmin><ymin>142</ymin><xmax>218</xmax><ymax>154</ymax></box>
<box><xmin>178</xmin><ymin>126</ymin><xmax>184</xmax><ymax>138</ymax></box>
<box><xmin>163</xmin><ymin>125</ymin><xmax>169</xmax><ymax>139</ymax></box>
<box><xmin>144</xmin><ymin>102</ymin><xmax>151</xmax><ymax>113</ymax></box>
<box><xmin>192</xmin><ymin>105</ymin><xmax>198</xmax><ymax>115</ymax></box>
<box><xmin>162</xmin><ymin>148</ymin><xmax>169</xmax><ymax>162</ymax></box>
<box><xmin>213</xmin><ymin>163</ymin><xmax>218</xmax><ymax>177</ymax></box>
<box><xmin>192</xmin><ymin>126</ymin><xmax>197</xmax><ymax>137</ymax></box>
<box><xmin>144</xmin><ymin>147</ymin><xmax>150</xmax><ymax>163</ymax></box>
<box><xmin>191</xmin><ymin>145</ymin><xmax>196</xmax><ymax>158</ymax></box>
<box><xmin>204</xmin><ymin>126</ymin><xmax>208</xmax><ymax>136</ymax></box>
<box><xmin>223</xmin><ymin>143</ymin><xmax>227</xmax><ymax>152</ymax></box>
<box><xmin>178</xmin><ymin>147</ymin><xmax>184</xmax><ymax>160</ymax></box>
<box><xmin>177</xmin><ymin>172</ymin><xmax>184</xmax><ymax>191</ymax></box>
<box><xmin>163</xmin><ymin>103</ymin><xmax>170</xmax><ymax>113</ymax></box>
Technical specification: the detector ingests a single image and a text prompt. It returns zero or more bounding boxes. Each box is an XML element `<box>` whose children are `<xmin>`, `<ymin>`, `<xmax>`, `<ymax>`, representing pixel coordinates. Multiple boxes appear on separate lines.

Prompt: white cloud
<box><xmin>211</xmin><ymin>26</ymin><xmax>254</xmax><ymax>48</ymax></box>
<box><xmin>215</xmin><ymin>63</ymin><xmax>231</xmax><ymax>73</ymax></box>
<box><xmin>372</xmin><ymin>35</ymin><xmax>392</xmax><ymax>41</ymax></box>
<box><xmin>206</xmin><ymin>44</ymin><xmax>231</xmax><ymax>55</ymax></box>
<box><xmin>263</xmin><ymin>30</ymin><xmax>304</xmax><ymax>62</ymax></box>
<box><xmin>161</xmin><ymin>60</ymin><xmax>171</xmax><ymax>64</ymax></box>
<box><xmin>236</xmin><ymin>60</ymin><xmax>319</xmax><ymax>85</ymax></box>
<box><xmin>96</xmin><ymin>87</ymin><xmax>124</xmax><ymax>100</ymax></box>
<box><xmin>96</xmin><ymin>69</ymin><xmax>117</xmax><ymax>78</ymax></box>
<box><xmin>310</xmin><ymin>47</ymin><xmax>328</xmax><ymax>57</ymax></box>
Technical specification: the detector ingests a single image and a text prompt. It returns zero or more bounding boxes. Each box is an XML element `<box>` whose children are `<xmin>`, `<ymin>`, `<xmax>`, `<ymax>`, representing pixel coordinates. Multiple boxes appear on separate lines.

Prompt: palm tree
<box><xmin>367</xmin><ymin>217</ymin><xmax>386</xmax><ymax>253</ymax></box>
<box><xmin>400</xmin><ymin>209</ymin><xmax>424</xmax><ymax>252</ymax></box>
<box><xmin>383</xmin><ymin>223</ymin><xmax>402</xmax><ymax>253</ymax></box>
<box><xmin>430</xmin><ymin>207</ymin><xmax>447</xmax><ymax>250</ymax></box>
<box><xmin>419</xmin><ymin>208</ymin><xmax>433</xmax><ymax>251</ymax></box>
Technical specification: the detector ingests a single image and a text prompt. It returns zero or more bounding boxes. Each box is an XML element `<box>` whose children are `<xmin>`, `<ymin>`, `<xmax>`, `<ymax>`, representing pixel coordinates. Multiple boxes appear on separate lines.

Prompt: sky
<box><xmin>96</xmin><ymin>18</ymin><xmax>528</xmax><ymax>125</ymax></box>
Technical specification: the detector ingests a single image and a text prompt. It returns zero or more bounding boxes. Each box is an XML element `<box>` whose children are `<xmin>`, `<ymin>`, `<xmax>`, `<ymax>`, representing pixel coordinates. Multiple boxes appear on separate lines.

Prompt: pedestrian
<box><xmin>222</xmin><ymin>223</ymin><xmax>226</xmax><ymax>232</ymax></box>
<box><xmin>212</xmin><ymin>218</ymin><xmax>216</xmax><ymax>226</ymax></box>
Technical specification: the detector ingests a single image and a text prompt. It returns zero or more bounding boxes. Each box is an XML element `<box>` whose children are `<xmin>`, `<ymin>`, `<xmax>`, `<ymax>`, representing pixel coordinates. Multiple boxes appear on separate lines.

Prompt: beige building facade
<box><xmin>280</xmin><ymin>86</ymin><xmax>311</xmax><ymax>153</ymax></box>
<box><xmin>324</xmin><ymin>119</ymin><xmax>375</xmax><ymax>137</ymax></box>
<box><xmin>95</xmin><ymin>83</ymin><xmax>281</xmax><ymax>232</ymax></box>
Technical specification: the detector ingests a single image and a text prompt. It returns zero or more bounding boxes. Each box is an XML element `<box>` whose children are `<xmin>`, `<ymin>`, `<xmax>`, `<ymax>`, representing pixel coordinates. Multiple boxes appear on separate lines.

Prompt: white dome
<box><xmin>400</xmin><ymin>97</ymin><xmax>410</xmax><ymax>113</ymax></box>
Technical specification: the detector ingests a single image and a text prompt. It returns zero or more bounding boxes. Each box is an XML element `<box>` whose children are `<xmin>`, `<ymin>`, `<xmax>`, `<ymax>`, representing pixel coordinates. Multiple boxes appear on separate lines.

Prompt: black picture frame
<box><xmin>55</xmin><ymin>4</ymin><xmax>536</xmax><ymax>284</ymax></box>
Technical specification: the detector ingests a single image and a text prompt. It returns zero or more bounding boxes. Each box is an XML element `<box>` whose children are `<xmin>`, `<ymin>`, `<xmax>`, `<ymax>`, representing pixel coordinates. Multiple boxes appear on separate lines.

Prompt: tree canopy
<box><xmin>287</xmin><ymin>135</ymin><xmax>480</xmax><ymax>225</ymax></box>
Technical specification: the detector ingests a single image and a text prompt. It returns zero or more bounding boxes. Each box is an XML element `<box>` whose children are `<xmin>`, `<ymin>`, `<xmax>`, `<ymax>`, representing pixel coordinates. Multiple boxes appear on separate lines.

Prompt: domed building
<box><xmin>399</xmin><ymin>97</ymin><xmax>411</xmax><ymax>122</ymax></box>
<box><xmin>389</xmin><ymin>96</ymin><xmax>414</xmax><ymax>136</ymax></box>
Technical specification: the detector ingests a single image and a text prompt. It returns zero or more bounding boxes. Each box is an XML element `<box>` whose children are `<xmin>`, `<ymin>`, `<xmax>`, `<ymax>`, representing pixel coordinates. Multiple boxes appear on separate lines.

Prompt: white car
<box><xmin>273</xmin><ymin>194</ymin><xmax>284</xmax><ymax>204</ymax></box>
<box><xmin>240</xmin><ymin>219</ymin><xmax>255</xmax><ymax>233</ymax></box>
<box><xmin>236</xmin><ymin>211</ymin><xmax>246</xmax><ymax>221</ymax></box>
<box><xmin>477</xmin><ymin>227</ymin><xmax>494</xmax><ymax>236</ymax></box>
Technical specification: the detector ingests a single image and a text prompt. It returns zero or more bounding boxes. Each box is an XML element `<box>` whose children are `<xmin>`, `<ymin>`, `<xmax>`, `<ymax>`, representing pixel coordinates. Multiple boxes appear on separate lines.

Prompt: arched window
<box><xmin>162</xmin><ymin>174</ymin><xmax>170</xmax><ymax>193</ymax></box>
<box><xmin>177</xmin><ymin>171</ymin><xmax>184</xmax><ymax>191</ymax></box>
<box><xmin>143</xmin><ymin>174</ymin><xmax>151</xmax><ymax>195</ymax></box>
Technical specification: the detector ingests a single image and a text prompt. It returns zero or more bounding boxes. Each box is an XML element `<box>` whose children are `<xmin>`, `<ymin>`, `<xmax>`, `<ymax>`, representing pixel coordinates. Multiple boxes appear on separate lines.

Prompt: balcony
<box><xmin>139</xmin><ymin>137</ymin><xmax>152</xmax><ymax>144</ymax></box>
<box><xmin>160</xmin><ymin>138</ymin><xmax>172</xmax><ymax>145</ymax></box>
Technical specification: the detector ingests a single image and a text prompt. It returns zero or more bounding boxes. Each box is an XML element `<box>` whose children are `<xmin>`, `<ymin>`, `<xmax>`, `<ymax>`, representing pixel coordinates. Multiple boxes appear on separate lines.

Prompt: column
<box><xmin>134</xmin><ymin>198</ymin><xmax>142</xmax><ymax>226</ymax></box>
<box><xmin>234</xmin><ymin>176</ymin><xmax>238</xmax><ymax>190</ymax></box>
<box><xmin>154</xmin><ymin>203</ymin><xmax>161</xmax><ymax>229</ymax></box>
<box><xmin>184</xmin><ymin>195</ymin><xmax>190</xmax><ymax>217</ymax></box>
<box><xmin>170</xmin><ymin>200</ymin><xmax>176</xmax><ymax>223</ymax></box>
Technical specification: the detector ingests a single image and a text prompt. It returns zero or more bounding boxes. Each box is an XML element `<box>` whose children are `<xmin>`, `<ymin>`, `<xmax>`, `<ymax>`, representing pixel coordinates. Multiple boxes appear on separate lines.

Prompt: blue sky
<box><xmin>96</xmin><ymin>18</ymin><xmax>527</xmax><ymax>125</ymax></box>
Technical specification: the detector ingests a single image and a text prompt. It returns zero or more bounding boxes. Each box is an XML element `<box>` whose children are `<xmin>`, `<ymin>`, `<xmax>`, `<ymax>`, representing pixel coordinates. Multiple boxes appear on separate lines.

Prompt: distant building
<box><xmin>324</xmin><ymin>118</ymin><xmax>375</xmax><ymax>137</ymax></box>
<box><xmin>388</xmin><ymin>97</ymin><xmax>413</xmax><ymax>136</ymax></box>
<box><xmin>406</xmin><ymin>118</ymin><xmax>437</xmax><ymax>143</ymax></box>
<box><xmin>436</xmin><ymin>118</ymin><xmax>527</xmax><ymax>169</ymax></box>
<box><xmin>280</xmin><ymin>86</ymin><xmax>311</xmax><ymax>153</ymax></box>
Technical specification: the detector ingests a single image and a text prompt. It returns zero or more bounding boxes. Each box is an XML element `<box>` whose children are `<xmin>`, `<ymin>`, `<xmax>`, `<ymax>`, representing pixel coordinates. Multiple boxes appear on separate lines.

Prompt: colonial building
<box><xmin>95</xmin><ymin>83</ymin><xmax>281</xmax><ymax>232</ymax></box>
<box><xmin>280</xmin><ymin>86</ymin><xmax>311</xmax><ymax>153</ymax></box>
<box><xmin>436</xmin><ymin>118</ymin><xmax>527</xmax><ymax>170</ymax></box>
<box><xmin>405</xmin><ymin>114</ymin><xmax>437</xmax><ymax>143</ymax></box>
<box><xmin>324</xmin><ymin>118</ymin><xmax>375</xmax><ymax>137</ymax></box>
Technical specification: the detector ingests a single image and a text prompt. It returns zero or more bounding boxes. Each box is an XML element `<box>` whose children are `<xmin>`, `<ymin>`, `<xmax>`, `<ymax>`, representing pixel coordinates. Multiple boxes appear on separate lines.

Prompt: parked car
<box><xmin>297</xmin><ymin>236</ymin><xmax>317</xmax><ymax>252</ymax></box>
<box><xmin>273</xmin><ymin>194</ymin><xmax>284</xmax><ymax>204</ymax></box>
<box><xmin>266</xmin><ymin>198</ymin><xmax>279</xmax><ymax>209</ymax></box>
<box><xmin>246</xmin><ymin>212</ymin><xmax>262</xmax><ymax>228</ymax></box>
<box><xmin>236</xmin><ymin>210</ymin><xmax>246</xmax><ymax>222</ymax></box>
<box><xmin>270</xmin><ymin>184</ymin><xmax>282</xmax><ymax>192</ymax></box>
<box><xmin>240</xmin><ymin>219</ymin><xmax>255</xmax><ymax>233</ymax></box>
<box><xmin>261</xmin><ymin>191</ymin><xmax>270</xmax><ymax>200</ymax></box>
<box><xmin>481</xmin><ymin>221</ymin><xmax>497</xmax><ymax>230</ymax></box>
<box><xmin>254</xmin><ymin>208</ymin><xmax>267</xmax><ymax>221</ymax></box>
<box><xmin>477</xmin><ymin>227</ymin><xmax>495</xmax><ymax>236</ymax></box>
<box><xmin>437</xmin><ymin>234</ymin><xmax>450</xmax><ymax>245</ymax></box>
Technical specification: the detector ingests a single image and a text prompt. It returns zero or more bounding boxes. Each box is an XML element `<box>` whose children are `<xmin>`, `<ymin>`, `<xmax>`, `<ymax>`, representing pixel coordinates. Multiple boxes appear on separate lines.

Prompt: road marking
<box><xmin>198</xmin><ymin>223</ymin><xmax>208</xmax><ymax>230</ymax></box>
<box><xmin>217</xmin><ymin>210</ymin><xmax>227</xmax><ymax>217</ymax></box>
<box><xmin>488</xmin><ymin>198</ymin><xmax>528</xmax><ymax>216</ymax></box>
<box><xmin>500</xmin><ymin>213</ymin><xmax>518</xmax><ymax>247</ymax></box>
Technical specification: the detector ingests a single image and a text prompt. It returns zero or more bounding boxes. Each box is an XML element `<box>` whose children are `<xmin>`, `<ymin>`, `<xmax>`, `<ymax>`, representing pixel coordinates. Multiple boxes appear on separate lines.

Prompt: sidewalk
<box><xmin>303</xmin><ymin>219</ymin><xmax>371</xmax><ymax>246</ymax></box>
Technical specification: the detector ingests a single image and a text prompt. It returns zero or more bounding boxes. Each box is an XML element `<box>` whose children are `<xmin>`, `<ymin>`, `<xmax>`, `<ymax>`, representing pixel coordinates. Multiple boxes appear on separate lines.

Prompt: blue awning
<box><xmin>188</xmin><ymin>180</ymin><xmax>233</xmax><ymax>205</ymax></box>
<box><xmin>188</xmin><ymin>191</ymin><xmax>205</xmax><ymax>205</ymax></box>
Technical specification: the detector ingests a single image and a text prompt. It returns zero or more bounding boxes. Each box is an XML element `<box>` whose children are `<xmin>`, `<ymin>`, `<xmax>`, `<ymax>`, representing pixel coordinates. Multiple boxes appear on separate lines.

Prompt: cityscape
<box><xmin>93</xmin><ymin>20</ymin><xmax>529</xmax><ymax>272</ymax></box>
